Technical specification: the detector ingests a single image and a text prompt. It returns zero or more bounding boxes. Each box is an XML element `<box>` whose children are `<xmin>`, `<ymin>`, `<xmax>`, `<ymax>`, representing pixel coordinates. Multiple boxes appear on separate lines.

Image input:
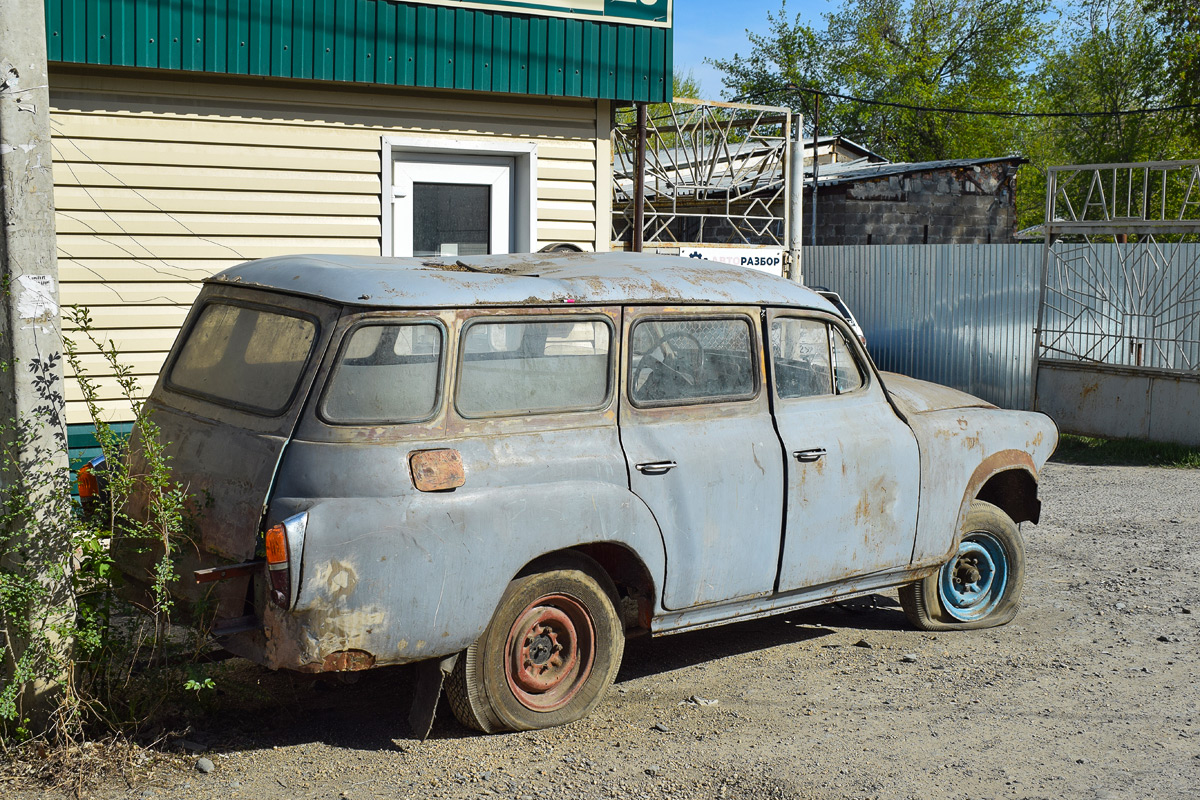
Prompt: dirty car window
<box><xmin>630</xmin><ymin>318</ymin><xmax>756</xmax><ymax>405</ymax></box>
<box><xmin>169</xmin><ymin>303</ymin><xmax>316</xmax><ymax>414</ymax></box>
<box><xmin>456</xmin><ymin>319</ymin><xmax>612</xmax><ymax>416</ymax></box>
<box><xmin>770</xmin><ymin>318</ymin><xmax>833</xmax><ymax>399</ymax></box>
<box><xmin>322</xmin><ymin>323</ymin><xmax>443</xmax><ymax>423</ymax></box>
<box><xmin>831</xmin><ymin>328</ymin><xmax>865</xmax><ymax>394</ymax></box>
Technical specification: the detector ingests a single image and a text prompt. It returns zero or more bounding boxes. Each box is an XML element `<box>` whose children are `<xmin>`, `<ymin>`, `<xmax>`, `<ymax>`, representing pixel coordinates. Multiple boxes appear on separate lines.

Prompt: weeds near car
<box><xmin>0</xmin><ymin>305</ymin><xmax>216</xmax><ymax>794</ymax></box>
<box><xmin>1052</xmin><ymin>434</ymin><xmax>1200</xmax><ymax>468</ymax></box>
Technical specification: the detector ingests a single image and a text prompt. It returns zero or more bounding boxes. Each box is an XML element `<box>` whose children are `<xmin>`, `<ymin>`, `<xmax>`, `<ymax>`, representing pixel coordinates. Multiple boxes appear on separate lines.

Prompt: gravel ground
<box><xmin>17</xmin><ymin>462</ymin><xmax>1200</xmax><ymax>800</ymax></box>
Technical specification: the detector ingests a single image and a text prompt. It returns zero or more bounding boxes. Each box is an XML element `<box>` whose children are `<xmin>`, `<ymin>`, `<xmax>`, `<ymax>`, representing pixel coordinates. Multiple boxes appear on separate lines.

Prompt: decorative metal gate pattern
<box><xmin>612</xmin><ymin>98</ymin><xmax>792</xmax><ymax>247</ymax></box>
<box><xmin>1037</xmin><ymin>161</ymin><xmax>1200</xmax><ymax>373</ymax></box>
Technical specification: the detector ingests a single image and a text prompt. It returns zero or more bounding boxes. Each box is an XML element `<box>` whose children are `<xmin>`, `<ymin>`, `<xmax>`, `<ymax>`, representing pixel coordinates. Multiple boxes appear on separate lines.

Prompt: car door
<box><xmin>767</xmin><ymin>310</ymin><xmax>920</xmax><ymax>590</ymax></box>
<box><xmin>619</xmin><ymin>306</ymin><xmax>785</xmax><ymax>610</ymax></box>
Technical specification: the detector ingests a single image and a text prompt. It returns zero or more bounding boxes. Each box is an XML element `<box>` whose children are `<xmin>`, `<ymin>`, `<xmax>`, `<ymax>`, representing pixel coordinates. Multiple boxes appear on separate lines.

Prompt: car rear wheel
<box><xmin>446</xmin><ymin>553</ymin><xmax>624</xmax><ymax>732</ymax></box>
<box><xmin>899</xmin><ymin>500</ymin><xmax>1026</xmax><ymax>631</ymax></box>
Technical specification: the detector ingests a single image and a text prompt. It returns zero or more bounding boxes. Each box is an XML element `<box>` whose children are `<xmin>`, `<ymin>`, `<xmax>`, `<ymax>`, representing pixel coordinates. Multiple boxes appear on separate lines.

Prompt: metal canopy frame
<box><xmin>612</xmin><ymin>98</ymin><xmax>793</xmax><ymax>249</ymax></box>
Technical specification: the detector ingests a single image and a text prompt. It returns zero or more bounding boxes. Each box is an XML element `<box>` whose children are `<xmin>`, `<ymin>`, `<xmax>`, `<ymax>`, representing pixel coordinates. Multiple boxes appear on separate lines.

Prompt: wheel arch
<box><xmin>976</xmin><ymin>467</ymin><xmax>1041</xmax><ymax>525</ymax></box>
<box><xmin>517</xmin><ymin>543</ymin><xmax>656</xmax><ymax>635</ymax></box>
<box><xmin>958</xmin><ymin>449</ymin><xmax>1041</xmax><ymax>535</ymax></box>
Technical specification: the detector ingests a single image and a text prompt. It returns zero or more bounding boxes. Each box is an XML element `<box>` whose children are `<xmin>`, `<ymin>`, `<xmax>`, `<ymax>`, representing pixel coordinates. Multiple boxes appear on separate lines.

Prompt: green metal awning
<box><xmin>46</xmin><ymin>0</ymin><xmax>673</xmax><ymax>103</ymax></box>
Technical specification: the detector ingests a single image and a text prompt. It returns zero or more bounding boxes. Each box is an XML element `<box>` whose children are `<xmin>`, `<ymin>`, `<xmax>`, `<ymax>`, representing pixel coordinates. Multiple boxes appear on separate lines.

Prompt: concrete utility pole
<box><xmin>786</xmin><ymin>117</ymin><xmax>804</xmax><ymax>284</ymax></box>
<box><xmin>1</xmin><ymin>0</ymin><xmax>70</xmax><ymax>726</ymax></box>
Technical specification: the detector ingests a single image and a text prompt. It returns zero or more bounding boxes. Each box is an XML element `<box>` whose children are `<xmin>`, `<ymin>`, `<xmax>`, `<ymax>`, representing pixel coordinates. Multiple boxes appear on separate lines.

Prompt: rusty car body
<box><xmin>114</xmin><ymin>252</ymin><xmax>1057</xmax><ymax>734</ymax></box>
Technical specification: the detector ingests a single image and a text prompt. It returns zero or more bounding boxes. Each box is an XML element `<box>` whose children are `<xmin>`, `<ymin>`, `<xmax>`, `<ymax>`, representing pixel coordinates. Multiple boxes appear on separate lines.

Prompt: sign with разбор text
<box><xmin>402</xmin><ymin>0</ymin><xmax>672</xmax><ymax>27</ymax></box>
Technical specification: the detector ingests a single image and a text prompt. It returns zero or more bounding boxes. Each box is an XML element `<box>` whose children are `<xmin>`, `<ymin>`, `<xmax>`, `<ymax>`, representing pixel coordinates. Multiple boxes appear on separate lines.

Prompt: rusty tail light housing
<box><xmin>264</xmin><ymin>511</ymin><xmax>308</xmax><ymax>609</ymax></box>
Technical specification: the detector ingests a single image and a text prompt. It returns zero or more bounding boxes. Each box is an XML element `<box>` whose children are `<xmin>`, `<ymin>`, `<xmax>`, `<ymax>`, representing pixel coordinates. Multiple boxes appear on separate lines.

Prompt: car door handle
<box><xmin>793</xmin><ymin>448</ymin><xmax>827</xmax><ymax>463</ymax></box>
<box><xmin>636</xmin><ymin>460</ymin><xmax>678</xmax><ymax>475</ymax></box>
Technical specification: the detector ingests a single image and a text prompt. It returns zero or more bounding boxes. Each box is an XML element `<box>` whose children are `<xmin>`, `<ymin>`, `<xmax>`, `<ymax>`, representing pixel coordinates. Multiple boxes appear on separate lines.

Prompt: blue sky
<box><xmin>673</xmin><ymin>0</ymin><xmax>833</xmax><ymax>99</ymax></box>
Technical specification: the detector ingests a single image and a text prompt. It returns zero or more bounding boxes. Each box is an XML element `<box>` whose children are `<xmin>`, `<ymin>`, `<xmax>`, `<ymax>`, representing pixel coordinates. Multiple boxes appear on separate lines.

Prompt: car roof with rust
<box><xmin>206</xmin><ymin>253</ymin><xmax>835</xmax><ymax>310</ymax></box>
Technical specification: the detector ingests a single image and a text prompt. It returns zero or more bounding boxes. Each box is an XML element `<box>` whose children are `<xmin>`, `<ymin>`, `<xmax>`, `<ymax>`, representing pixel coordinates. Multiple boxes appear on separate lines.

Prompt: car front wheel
<box><xmin>446</xmin><ymin>553</ymin><xmax>624</xmax><ymax>732</ymax></box>
<box><xmin>899</xmin><ymin>500</ymin><xmax>1026</xmax><ymax>631</ymax></box>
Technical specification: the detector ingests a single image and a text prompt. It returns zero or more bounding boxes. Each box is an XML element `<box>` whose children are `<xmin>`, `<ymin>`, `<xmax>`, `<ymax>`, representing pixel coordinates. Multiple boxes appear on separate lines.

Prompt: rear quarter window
<box><xmin>168</xmin><ymin>302</ymin><xmax>317</xmax><ymax>415</ymax></box>
<box><xmin>456</xmin><ymin>318</ymin><xmax>612</xmax><ymax>417</ymax></box>
<box><xmin>321</xmin><ymin>322</ymin><xmax>444</xmax><ymax>424</ymax></box>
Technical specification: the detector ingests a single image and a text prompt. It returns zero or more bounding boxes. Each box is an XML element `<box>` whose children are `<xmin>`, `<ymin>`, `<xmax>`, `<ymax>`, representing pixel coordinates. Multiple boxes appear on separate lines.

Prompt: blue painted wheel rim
<box><xmin>938</xmin><ymin>531</ymin><xmax>1008</xmax><ymax>622</ymax></box>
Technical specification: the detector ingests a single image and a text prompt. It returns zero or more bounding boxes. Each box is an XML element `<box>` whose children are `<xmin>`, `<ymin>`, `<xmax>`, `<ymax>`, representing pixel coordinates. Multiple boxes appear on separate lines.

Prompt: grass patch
<box><xmin>1051</xmin><ymin>433</ymin><xmax>1200</xmax><ymax>468</ymax></box>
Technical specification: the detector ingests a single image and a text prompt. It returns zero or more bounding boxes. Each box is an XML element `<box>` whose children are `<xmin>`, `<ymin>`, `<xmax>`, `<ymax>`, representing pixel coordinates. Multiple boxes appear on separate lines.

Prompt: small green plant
<box><xmin>182</xmin><ymin>677</ymin><xmax>215</xmax><ymax>694</ymax></box>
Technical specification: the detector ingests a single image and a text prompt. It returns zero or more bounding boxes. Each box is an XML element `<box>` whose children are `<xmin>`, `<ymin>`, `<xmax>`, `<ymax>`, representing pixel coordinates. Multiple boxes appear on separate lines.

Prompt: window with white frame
<box><xmin>384</xmin><ymin>137</ymin><xmax>537</xmax><ymax>258</ymax></box>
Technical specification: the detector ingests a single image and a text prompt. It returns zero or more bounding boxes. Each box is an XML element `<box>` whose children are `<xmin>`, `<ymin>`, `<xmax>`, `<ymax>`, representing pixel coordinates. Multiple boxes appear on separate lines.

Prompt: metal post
<box><xmin>809</xmin><ymin>92</ymin><xmax>820</xmax><ymax>247</ymax></box>
<box><xmin>632</xmin><ymin>102</ymin><xmax>647</xmax><ymax>253</ymax></box>
<box><xmin>786</xmin><ymin>116</ymin><xmax>804</xmax><ymax>283</ymax></box>
<box><xmin>1</xmin><ymin>0</ymin><xmax>70</xmax><ymax>725</ymax></box>
<box><xmin>1030</xmin><ymin>169</ymin><xmax>1057</xmax><ymax>412</ymax></box>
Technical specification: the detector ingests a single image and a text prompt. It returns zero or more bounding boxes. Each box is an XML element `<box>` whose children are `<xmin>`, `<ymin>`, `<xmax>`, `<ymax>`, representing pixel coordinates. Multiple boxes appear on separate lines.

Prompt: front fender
<box><xmin>908</xmin><ymin>408</ymin><xmax>1057</xmax><ymax>567</ymax></box>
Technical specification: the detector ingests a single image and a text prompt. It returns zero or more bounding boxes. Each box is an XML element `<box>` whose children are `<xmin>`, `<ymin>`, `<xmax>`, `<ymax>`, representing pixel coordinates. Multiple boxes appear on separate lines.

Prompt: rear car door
<box><xmin>767</xmin><ymin>310</ymin><xmax>920</xmax><ymax>590</ymax></box>
<box><xmin>619</xmin><ymin>306</ymin><xmax>785</xmax><ymax>610</ymax></box>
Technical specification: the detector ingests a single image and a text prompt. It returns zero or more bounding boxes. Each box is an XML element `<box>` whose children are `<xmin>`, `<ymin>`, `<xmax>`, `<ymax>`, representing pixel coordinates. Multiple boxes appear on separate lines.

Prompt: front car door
<box><xmin>619</xmin><ymin>306</ymin><xmax>785</xmax><ymax>610</ymax></box>
<box><xmin>767</xmin><ymin>310</ymin><xmax>921</xmax><ymax>590</ymax></box>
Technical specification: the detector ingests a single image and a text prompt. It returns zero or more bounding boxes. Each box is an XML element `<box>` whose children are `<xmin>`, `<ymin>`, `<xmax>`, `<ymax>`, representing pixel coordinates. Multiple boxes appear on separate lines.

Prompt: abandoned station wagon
<box><xmin>115</xmin><ymin>252</ymin><xmax>1057</xmax><ymax>734</ymax></box>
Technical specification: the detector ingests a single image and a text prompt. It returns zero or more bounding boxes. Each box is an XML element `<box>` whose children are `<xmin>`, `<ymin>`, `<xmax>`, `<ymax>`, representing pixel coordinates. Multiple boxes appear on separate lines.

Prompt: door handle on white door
<box><xmin>636</xmin><ymin>460</ymin><xmax>678</xmax><ymax>475</ymax></box>
<box><xmin>793</xmin><ymin>448</ymin><xmax>826</xmax><ymax>463</ymax></box>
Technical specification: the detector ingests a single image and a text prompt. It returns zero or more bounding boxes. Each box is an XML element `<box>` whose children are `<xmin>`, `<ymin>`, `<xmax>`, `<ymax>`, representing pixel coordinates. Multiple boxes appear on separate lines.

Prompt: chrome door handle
<box><xmin>636</xmin><ymin>460</ymin><xmax>678</xmax><ymax>475</ymax></box>
<box><xmin>793</xmin><ymin>448</ymin><xmax>826</xmax><ymax>463</ymax></box>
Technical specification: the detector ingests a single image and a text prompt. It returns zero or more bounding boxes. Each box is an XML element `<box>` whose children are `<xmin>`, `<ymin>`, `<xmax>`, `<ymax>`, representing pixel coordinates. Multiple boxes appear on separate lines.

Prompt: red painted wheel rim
<box><xmin>504</xmin><ymin>593</ymin><xmax>595</xmax><ymax>712</ymax></box>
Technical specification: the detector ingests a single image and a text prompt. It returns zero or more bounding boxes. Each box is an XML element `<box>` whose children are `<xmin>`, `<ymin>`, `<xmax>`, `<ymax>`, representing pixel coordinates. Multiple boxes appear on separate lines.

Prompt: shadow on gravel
<box><xmin>164</xmin><ymin>594</ymin><xmax>910</xmax><ymax>753</ymax></box>
<box><xmin>617</xmin><ymin>593</ymin><xmax>908</xmax><ymax>681</ymax></box>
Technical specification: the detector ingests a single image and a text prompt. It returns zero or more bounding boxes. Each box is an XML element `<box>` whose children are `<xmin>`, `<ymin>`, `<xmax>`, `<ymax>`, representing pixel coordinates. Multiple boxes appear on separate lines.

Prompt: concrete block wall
<box><xmin>810</xmin><ymin>161</ymin><xmax>1020</xmax><ymax>246</ymax></box>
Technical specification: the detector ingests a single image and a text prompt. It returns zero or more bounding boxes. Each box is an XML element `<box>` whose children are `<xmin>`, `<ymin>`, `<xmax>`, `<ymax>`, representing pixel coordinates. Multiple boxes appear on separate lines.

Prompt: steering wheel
<box><xmin>638</xmin><ymin>331</ymin><xmax>706</xmax><ymax>392</ymax></box>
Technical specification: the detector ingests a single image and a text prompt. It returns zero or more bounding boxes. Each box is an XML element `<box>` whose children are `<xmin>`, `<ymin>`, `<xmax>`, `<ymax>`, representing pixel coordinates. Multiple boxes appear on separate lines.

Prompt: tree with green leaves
<box><xmin>710</xmin><ymin>0</ymin><xmax>1050</xmax><ymax>162</ymax></box>
<box><xmin>1015</xmin><ymin>0</ymin><xmax>1198</xmax><ymax>228</ymax></box>
<box><xmin>1148</xmin><ymin>0</ymin><xmax>1200</xmax><ymax>136</ymax></box>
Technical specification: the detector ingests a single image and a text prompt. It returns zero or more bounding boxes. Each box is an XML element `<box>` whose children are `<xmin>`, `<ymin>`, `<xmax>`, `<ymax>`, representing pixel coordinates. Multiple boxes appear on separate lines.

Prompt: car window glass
<box><xmin>630</xmin><ymin>317</ymin><xmax>755</xmax><ymax>405</ymax></box>
<box><xmin>323</xmin><ymin>323</ymin><xmax>443</xmax><ymax>423</ymax></box>
<box><xmin>769</xmin><ymin>318</ymin><xmax>833</xmax><ymax>399</ymax></box>
<box><xmin>831</xmin><ymin>328</ymin><xmax>865</xmax><ymax>394</ymax></box>
<box><xmin>457</xmin><ymin>319</ymin><xmax>611</xmax><ymax>416</ymax></box>
<box><xmin>169</xmin><ymin>303</ymin><xmax>316</xmax><ymax>415</ymax></box>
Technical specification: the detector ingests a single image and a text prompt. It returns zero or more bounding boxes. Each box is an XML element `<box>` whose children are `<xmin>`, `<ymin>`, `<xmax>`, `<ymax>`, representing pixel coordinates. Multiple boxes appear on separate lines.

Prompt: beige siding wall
<box><xmin>50</xmin><ymin>68</ymin><xmax>609</xmax><ymax>424</ymax></box>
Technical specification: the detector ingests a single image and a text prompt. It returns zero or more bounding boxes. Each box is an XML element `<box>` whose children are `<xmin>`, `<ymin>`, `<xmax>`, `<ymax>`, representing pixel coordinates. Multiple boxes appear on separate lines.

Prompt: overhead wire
<box><xmin>755</xmin><ymin>84</ymin><xmax>1200</xmax><ymax>119</ymax></box>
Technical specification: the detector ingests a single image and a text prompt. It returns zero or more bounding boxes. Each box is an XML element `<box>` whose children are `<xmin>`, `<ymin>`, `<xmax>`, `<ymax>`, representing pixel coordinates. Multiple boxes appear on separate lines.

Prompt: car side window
<box><xmin>456</xmin><ymin>318</ymin><xmax>612</xmax><ymax>417</ymax></box>
<box><xmin>769</xmin><ymin>317</ymin><xmax>833</xmax><ymax>399</ymax></box>
<box><xmin>322</xmin><ymin>322</ymin><xmax>444</xmax><ymax>423</ymax></box>
<box><xmin>629</xmin><ymin>317</ymin><xmax>756</xmax><ymax>406</ymax></box>
<box><xmin>771</xmin><ymin>317</ymin><xmax>867</xmax><ymax>399</ymax></box>
<box><xmin>831</xmin><ymin>327</ymin><xmax>865</xmax><ymax>394</ymax></box>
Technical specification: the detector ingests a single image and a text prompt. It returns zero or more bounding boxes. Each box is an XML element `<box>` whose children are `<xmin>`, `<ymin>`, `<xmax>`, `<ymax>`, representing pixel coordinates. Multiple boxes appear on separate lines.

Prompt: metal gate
<box><xmin>1034</xmin><ymin>160</ymin><xmax>1200</xmax><ymax>444</ymax></box>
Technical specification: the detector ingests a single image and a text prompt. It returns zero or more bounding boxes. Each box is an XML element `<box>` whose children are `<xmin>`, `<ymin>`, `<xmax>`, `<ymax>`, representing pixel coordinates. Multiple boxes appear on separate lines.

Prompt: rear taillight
<box><xmin>77</xmin><ymin>463</ymin><xmax>99</xmax><ymax>499</ymax></box>
<box><xmin>264</xmin><ymin>511</ymin><xmax>308</xmax><ymax>609</ymax></box>
<box><xmin>76</xmin><ymin>455</ymin><xmax>108</xmax><ymax>520</ymax></box>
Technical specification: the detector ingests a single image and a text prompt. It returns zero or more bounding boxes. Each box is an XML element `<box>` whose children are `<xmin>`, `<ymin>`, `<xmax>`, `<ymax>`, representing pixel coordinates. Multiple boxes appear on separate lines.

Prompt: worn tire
<box><xmin>446</xmin><ymin>554</ymin><xmax>624</xmax><ymax>733</ymax></box>
<box><xmin>899</xmin><ymin>500</ymin><xmax>1026</xmax><ymax>632</ymax></box>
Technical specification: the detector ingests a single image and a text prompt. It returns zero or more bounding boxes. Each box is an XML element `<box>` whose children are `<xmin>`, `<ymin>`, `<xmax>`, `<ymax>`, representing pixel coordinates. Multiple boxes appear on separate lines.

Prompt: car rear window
<box><xmin>456</xmin><ymin>318</ymin><xmax>612</xmax><ymax>417</ymax></box>
<box><xmin>168</xmin><ymin>303</ymin><xmax>317</xmax><ymax>415</ymax></box>
<box><xmin>322</xmin><ymin>322</ymin><xmax>444</xmax><ymax>423</ymax></box>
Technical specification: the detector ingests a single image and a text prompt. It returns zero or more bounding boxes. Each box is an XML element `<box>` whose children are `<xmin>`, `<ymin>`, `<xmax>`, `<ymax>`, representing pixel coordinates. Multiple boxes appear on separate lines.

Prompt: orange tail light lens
<box><xmin>77</xmin><ymin>463</ymin><xmax>99</xmax><ymax>498</ymax></box>
<box><xmin>263</xmin><ymin>512</ymin><xmax>308</xmax><ymax>610</ymax></box>
<box><xmin>265</xmin><ymin>524</ymin><xmax>289</xmax><ymax>566</ymax></box>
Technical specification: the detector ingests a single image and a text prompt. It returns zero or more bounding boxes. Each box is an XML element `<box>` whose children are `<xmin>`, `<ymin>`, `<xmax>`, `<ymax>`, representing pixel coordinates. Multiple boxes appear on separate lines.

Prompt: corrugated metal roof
<box><xmin>809</xmin><ymin>156</ymin><xmax>1025</xmax><ymax>187</ymax></box>
<box><xmin>46</xmin><ymin>0</ymin><xmax>672</xmax><ymax>103</ymax></box>
<box><xmin>209</xmin><ymin>252</ymin><xmax>835</xmax><ymax>310</ymax></box>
